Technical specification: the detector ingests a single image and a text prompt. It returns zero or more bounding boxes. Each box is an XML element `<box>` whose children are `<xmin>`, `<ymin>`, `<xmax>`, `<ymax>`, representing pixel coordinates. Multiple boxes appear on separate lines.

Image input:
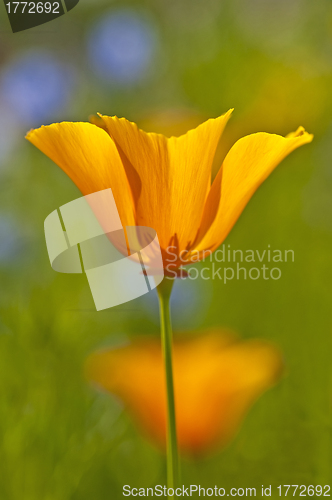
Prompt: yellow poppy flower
<box><xmin>85</xmin><ymin>331</ymin><xmax>283</xmax><ymax>457</ymax></box>
<box><xmin>26</xmin><ymin>112</ymin><xmax>312</xmax><ymax>270</ymax></box>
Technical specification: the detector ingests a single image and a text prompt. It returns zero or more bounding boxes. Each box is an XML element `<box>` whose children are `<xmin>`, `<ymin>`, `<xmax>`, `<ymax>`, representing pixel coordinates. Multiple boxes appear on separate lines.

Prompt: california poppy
<box><xmin>26</xmin><ymin>112</ymin><xmax>312</xmax><ymax>271</ymax></box>
<box><xmin>86</xmin><ymin>331</ymin><xmax>283</xmax><ymax>457</ymax></box>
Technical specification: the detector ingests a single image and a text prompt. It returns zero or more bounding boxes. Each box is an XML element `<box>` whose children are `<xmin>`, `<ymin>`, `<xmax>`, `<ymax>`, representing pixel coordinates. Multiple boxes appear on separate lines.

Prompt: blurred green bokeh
<box><xmin>0</xmin><ymin>0</ymin><xmax>332</xmax><ymax>498</ymax></box>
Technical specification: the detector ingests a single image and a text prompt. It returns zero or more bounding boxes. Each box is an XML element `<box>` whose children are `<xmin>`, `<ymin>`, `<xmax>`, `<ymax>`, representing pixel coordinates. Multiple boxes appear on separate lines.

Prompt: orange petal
<box><xmin>89</xmin><ymin>114</ymin><xmax>108</xmax><ymax>131</ymax></box>
<box><xmin>26</xmin><ymin>122</ymin><xmax>135</xmax><ymax>228</ymax></box>
<box><xmin>194</xmin><ymin>128</ymin><xmax>313</xmax><ymax>252</ymax></box>
<box><xmin>100</xmin><ymin>112</ymin><xmax>233</xmax><ymax>251</ymax></box>
<box><xmin>86</xmin><ymin>331</ymin><xmax>283</xmax><ymax>457</ymax></box>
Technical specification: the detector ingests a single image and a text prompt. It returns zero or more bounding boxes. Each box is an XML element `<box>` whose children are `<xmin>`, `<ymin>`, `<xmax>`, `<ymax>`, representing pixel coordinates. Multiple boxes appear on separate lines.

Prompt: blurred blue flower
<box><xmin>0</xmin><ymin>50</ymin><xmax>75</xmax><ymax>127</ymax></box>
<box><xmin>0</xmin><ymin>215</ymin><xmax>23</xmax><ymax>265</ymax></box>
<box><xmin>0</xmin><ymin>109</ymin><xmax>20</xmax><ymax>166</ymax></box>
<box><xmin>87</xmin><ymin>9</ymin><xmax>159</xmax><ymax>86</ymax></box>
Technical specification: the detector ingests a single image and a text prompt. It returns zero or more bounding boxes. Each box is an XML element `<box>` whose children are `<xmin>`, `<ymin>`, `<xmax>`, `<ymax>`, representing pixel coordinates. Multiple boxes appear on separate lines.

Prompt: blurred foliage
<box><xmin>1</xmin><ymin>0</ymin><xmax>332</xmax><ymax>498</ymax></box>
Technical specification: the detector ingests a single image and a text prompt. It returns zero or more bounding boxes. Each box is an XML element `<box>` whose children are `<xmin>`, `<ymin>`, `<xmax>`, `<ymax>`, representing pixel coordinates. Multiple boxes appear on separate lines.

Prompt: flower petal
<box><xmin>86</xmin><ymin>331</ymin><xmax>283</xmax><ymax>456</ymax></box>
<box><xmin>194</xmin><ymin>128</ymin><xmax>313</xmax><ymax>252</ymax></box>
<box><xmin>100</xmin><ymin>112</ymin><xmax>233</xmax><ymax>251</ymax></box>
<box><xmin>26</xmin><ymin>122</ymin><xmax>135</xmax><ymax>228</ymax></box>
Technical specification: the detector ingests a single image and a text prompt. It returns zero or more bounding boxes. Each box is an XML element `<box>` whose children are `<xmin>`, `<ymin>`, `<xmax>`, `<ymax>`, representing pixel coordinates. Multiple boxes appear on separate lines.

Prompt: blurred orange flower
<box><xmin>86</xmin><ymin>331</ymin><xmax>283</xmax><ymax>457</ymax></box>
<box><xmin>26</xmin><ymin>113</ymin><xmax>312</xmax><ymax>270</ymax></box>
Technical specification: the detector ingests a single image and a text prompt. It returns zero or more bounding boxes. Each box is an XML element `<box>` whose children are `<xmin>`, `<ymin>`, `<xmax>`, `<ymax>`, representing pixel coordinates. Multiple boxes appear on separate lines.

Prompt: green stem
<box><xmin>157</xmin><ymin>278</ymin><xmax>180</xmax><ymax>498</ymax></box>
